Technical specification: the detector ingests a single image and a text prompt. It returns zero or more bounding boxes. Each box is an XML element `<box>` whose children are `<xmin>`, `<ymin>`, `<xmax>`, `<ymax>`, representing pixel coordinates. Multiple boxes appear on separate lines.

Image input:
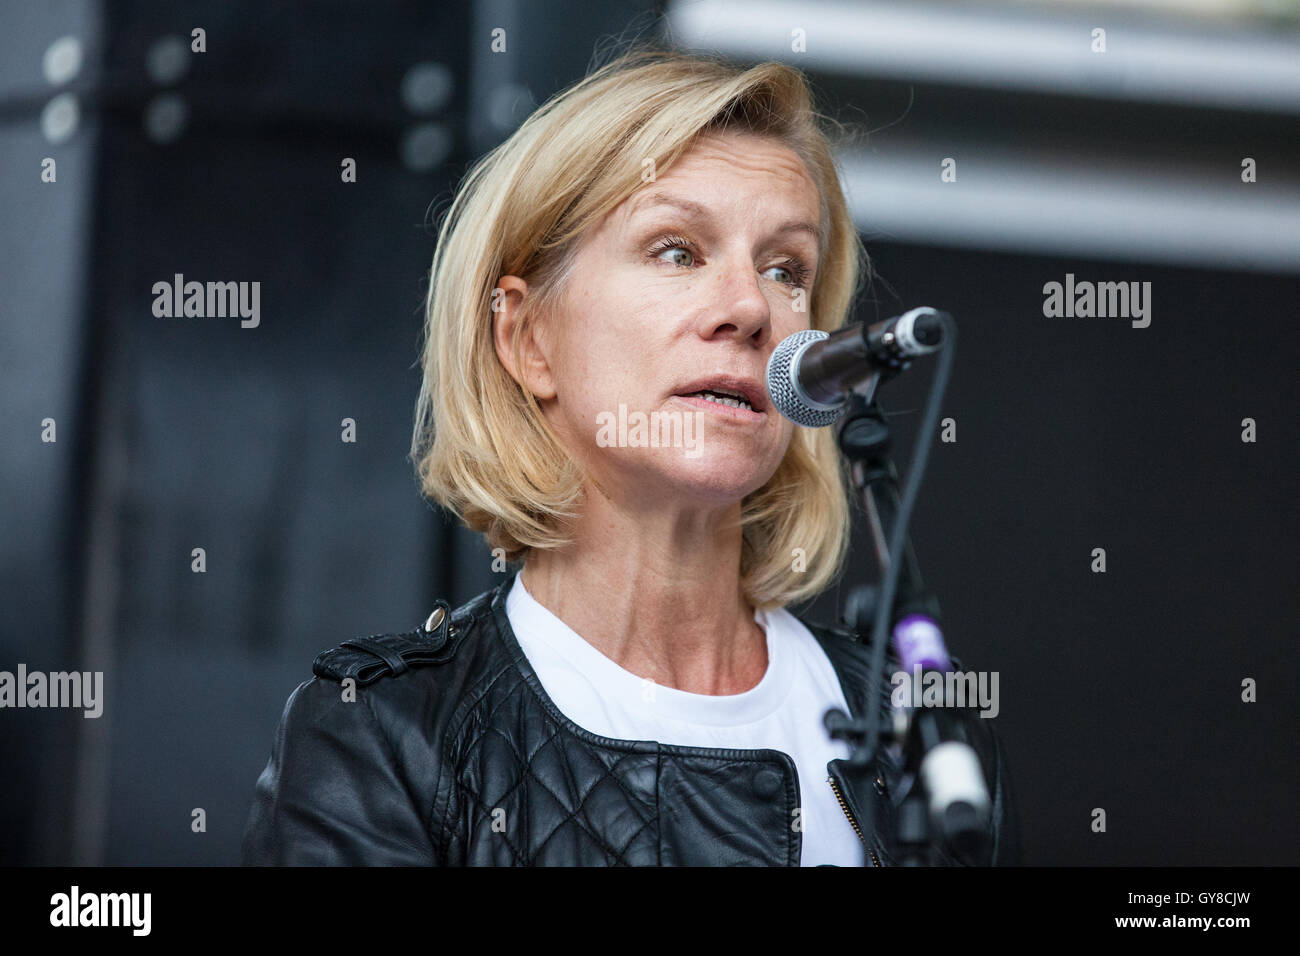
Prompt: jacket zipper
<box><xmin>827</xmin><ymin>774</ymin><xmax>883</xmax><ymax>867</ymax></box>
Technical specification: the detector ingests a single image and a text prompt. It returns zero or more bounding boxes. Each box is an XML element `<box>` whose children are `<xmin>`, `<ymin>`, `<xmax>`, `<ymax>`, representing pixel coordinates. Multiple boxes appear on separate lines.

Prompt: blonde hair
<box><xmin>410</xmin><ymin>46</ymin><xmax>868</xmax><ymax>610</ymax></box>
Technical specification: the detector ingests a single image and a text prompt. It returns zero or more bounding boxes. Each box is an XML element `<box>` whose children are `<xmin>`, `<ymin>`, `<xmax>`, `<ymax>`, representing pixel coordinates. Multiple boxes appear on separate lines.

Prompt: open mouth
<box><xmin>680</xmin><ymin>387</ymin><xmax>755</xmax><ymax>412</ymax></box>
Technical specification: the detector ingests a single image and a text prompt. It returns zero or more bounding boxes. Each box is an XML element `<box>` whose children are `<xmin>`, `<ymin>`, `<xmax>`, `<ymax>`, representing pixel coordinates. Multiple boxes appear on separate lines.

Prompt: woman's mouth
<box><xmin>674</xmin><ymin>389</ymin><xmax>766</xmax><ymax>422</ymax></box>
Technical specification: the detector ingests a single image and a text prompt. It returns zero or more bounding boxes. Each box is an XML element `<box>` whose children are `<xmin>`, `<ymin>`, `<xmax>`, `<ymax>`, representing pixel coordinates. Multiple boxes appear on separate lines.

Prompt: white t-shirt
<box><xmin>504</xmin><ymin>573</ymin><xmax>867</xmax><ymax>866</ymax></box>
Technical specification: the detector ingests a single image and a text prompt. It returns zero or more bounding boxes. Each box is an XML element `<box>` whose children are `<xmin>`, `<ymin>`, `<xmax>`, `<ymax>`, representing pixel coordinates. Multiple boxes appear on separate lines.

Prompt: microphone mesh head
<box><xmin>765</xmin><ymin>329</ymin><xmax>845</xmax><ymax>427</ymax></box>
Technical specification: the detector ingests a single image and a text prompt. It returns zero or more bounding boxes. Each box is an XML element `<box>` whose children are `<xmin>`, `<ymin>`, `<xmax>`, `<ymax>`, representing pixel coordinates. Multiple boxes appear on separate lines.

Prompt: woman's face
<box><xmin>529</xmin><ymin>130</ymin><xmax>823</xmax><ymax>509</ymax></box>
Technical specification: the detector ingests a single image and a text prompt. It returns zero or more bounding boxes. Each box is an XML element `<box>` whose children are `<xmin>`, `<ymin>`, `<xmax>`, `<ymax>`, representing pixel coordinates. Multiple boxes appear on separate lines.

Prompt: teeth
<box><xmin>693</xmin><ymin>389</ymin><xmax>752</xmax><ymax>410</ymax></box>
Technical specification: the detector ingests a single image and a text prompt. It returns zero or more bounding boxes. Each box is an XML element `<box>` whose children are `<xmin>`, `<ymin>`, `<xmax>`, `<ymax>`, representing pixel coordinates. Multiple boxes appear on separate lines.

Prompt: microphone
<box><xmin>765</xmin><ymin>307</ymin><xmax>948</xmax><ymax>427</ymax></box>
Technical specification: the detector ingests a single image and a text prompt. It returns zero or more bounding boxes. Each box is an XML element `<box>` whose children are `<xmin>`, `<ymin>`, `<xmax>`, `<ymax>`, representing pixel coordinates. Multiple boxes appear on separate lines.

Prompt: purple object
<box><xmin>892</xmin><ymin>614</ymin><xmax>952</xmax><ymax>673</ymax></box>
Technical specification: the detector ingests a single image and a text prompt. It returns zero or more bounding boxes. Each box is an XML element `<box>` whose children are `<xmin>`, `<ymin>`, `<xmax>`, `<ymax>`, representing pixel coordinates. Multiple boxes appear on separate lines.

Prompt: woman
<box><xmin>241</xmin><ymin>47</ymin><xmax>1017</xmax><ymax>866</ymax></box>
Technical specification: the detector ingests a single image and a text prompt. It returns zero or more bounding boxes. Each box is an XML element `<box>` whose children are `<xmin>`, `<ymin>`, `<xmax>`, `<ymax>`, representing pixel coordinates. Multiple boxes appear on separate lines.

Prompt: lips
<box><xmin>672</xmin><ymin>375</ymin><xmax>768</xmax><ymax>413</ymax></box>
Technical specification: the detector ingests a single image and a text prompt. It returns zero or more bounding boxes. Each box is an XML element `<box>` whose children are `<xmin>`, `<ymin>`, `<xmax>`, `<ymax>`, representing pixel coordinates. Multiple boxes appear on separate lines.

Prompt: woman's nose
<box><xmin>704</xmin><ymin>257</ymin><xmax>772</xmax><ymax>347</ymax></box>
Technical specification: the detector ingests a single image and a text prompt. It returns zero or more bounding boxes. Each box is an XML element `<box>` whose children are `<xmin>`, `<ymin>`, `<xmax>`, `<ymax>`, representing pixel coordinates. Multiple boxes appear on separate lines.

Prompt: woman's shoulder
<box><xmin>242</xmin><ymin>589</ymin><xmax>506</xmax><ymax>864</ymax></box>
<box><xmin>786</xmin><ymin>610</ymin><xmax>899</xmax><ymax>667</ymax></box>
<box><xmin>262</xmin><ymin>584</ymin><xmax>505</xmax><ymax>747</ymax></box>
<box><xmin>269</xmin><ymin>598</ymin><xmax>475</xmax><ymax>746</ymax></box>
<box><xmin>788</xmin><ymin>612</ymin><xmax>863</xmax><ymax>645</ymax></box>
<box><xmin>304</xmin><ymin>586</ymin><xmax>506</xmax><ymax>711</ymax></box>
<box><xmin>311</xmin><ymin>600</ymin><xmax>460</xmax><ymax>686</ymax></box>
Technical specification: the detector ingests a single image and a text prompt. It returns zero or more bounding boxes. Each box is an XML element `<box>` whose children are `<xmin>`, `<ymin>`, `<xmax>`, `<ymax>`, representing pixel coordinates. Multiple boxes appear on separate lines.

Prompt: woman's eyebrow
<box><xmin>770</xmin><ymin>220</ymin><xmax>820</xmax><ymax>245</ymax></box>
<box><xmin>629</xmin><ymin>191</ymin><xmax>710</xmax><ymax>223</ymax></box>
<box><xmin>630</xmin><ymin>191</ymin><xmax>819</xmax><ymax>247</ymax></box>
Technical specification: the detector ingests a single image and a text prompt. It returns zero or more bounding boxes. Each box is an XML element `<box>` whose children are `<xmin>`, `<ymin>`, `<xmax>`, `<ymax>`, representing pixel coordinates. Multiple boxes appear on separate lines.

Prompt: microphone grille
<box><xmin>765</xmin><ymin>330</ymin><xmax>845</xmax><ymax>428</ymax></box>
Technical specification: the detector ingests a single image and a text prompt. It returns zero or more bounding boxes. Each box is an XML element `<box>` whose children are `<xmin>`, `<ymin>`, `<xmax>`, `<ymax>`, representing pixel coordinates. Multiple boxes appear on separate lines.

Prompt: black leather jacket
<box><xmin>241</xmin><ymin>571</ymin><xmax>1019</xmax><ymax>866</ymax></box>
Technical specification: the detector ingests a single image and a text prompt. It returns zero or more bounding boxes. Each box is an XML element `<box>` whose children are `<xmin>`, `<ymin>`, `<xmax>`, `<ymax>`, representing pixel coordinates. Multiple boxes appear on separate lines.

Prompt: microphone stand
<box><xmin>823</xmin><ymin>314</ymin><xmax>992</xmax><ymax>867</ymax></box>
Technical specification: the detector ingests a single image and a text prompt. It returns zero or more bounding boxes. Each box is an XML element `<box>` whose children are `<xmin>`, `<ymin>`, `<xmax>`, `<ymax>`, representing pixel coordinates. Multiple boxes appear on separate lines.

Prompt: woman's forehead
<box><xmin>662</xmin><ymin>131</ymin><xmax>815</xmax><ymax>189</ymax></box>
<box><xmin>618</xmin><ymin>136</ymin><xmax>821</xmax><ymax>228</ymax></box>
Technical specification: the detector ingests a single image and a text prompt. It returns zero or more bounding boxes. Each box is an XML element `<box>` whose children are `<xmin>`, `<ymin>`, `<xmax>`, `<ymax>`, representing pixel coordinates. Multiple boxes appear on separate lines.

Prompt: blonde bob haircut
<box><xmin>411</xmin><ymin>46</ymin><xmax>868</xmax><ymax>610</ymax></box>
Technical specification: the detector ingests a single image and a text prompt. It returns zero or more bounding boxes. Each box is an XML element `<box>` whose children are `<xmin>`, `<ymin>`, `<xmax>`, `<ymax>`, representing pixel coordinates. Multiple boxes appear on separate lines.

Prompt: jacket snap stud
<box><xmin>424</xmin><ymin>606</ymin><xmax>446</xmax><ymax>632</ymax></box>
<box><xmin>752</xmin><ymin>768</ymin><xmax>782</xmax><ymax>799</ymax></box>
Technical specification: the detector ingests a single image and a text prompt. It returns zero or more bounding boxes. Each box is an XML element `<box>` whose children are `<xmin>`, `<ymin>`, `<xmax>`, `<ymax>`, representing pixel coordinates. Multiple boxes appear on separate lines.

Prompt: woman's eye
<box><xmin>654</xmin><ymin>244</ymin><xmax>694</xmax><ymax>268</ymax></box>
<box><xmin>648</xmin><ymin>234</ymin><xmax>700</xmax><ymax>270</ymax></box>
<box><xmin>763</xmin><ymin>261</ymin><xmax>811</xmax><ymax>288</ymax></box>
<box><xmin>649</xmin><ymin>236</ymin><xmax>809</xmax><ymax>288</ymax></box>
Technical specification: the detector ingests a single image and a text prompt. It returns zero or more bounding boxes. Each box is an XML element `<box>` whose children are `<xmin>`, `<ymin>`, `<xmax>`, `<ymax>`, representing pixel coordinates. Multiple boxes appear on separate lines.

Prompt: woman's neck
<box><xmin>518</xmin><ymin>493</ymin><xmax>768</xmax><ymax>696</ymax></box>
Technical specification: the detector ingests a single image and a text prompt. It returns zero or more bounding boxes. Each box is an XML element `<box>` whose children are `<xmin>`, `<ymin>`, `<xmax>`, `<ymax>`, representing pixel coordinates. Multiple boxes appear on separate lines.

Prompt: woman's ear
<box><xmin>492</xmin><ymin>275</ymin><xmax>557</xmax><ymax>401</ymax></box>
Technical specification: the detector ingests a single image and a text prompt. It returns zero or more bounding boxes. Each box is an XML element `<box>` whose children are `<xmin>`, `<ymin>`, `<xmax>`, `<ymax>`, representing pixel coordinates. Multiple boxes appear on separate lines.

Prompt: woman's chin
<box><xmin>630</xmin><ymin>452</ymin><xmax>776</xmax><ymax>504</ymax></box>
